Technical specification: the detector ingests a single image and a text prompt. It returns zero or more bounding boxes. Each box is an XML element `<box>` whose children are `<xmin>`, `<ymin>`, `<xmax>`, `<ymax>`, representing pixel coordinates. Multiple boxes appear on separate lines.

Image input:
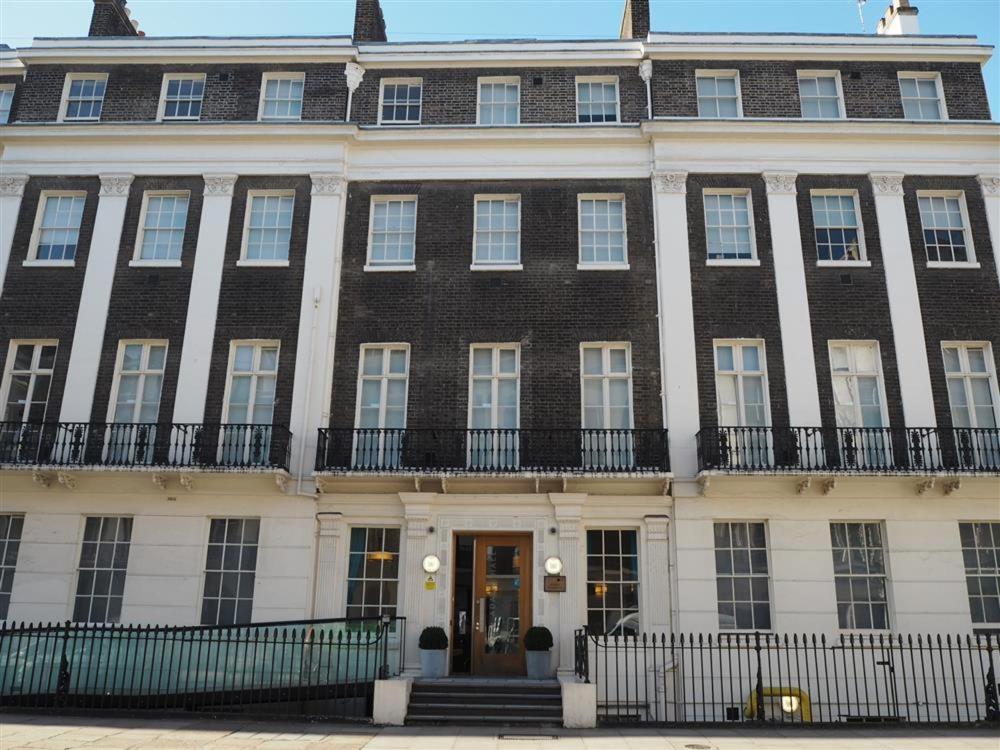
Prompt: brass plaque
<box><xmin>543</xmin><ymin>575</ymin><xmax>566</xmax><ymax>593</ymax></box>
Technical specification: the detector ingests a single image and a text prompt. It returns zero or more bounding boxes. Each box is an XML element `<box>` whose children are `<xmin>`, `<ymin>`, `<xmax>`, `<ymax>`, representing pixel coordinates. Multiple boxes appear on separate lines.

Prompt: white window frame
<box><xmin>72</xmin><ymin>516</ymin><xmax>132</xmax><ymax>624</ymax></box>
<box><xmin>0</xmin><ymin>339</ymin><xmax>58</xmax><ymax>424</ymax></box>
<box><xmin>830</xmin><ymin>521</ymin><xmax>892</xmax><ymax>632</ymax></box>
<box><xmin>703</xmin><ymin>188</ymin><xmax>759</xmax><ymax>266</ymax></box>
<box><xmin>471</xmin><ymin>194</ymin><xmax>522</xmax><ymax>270</ymax></box>
<box><xmin>221</xmin><ymin>340</ymin><xmax>280</xmax><ymax>426</ymax></box>
<box><xmin>577</xmin><ymin>193</ymin><xmax>629</xmax><ymax>270</ymax></box>
<box><xmin>200</xmin><ymin>517</ymin><xmax>260</xmax><ymax>626</ymax></box>
<box><xmin>378</xmin><ymin>78</ymin><xmax>423</xmax><ymax>126</ymax></box>
<box><xmin>585</xmin><ymin>527</ymin><xmax>641</xmax><ymax>636</ymax></box>
<box><xmin>714</xmin><ymin>520</ymin><xmax>772</xmax><ymax>632</ymax></box>
<box><xmin>917</xmin><ymin>190</ymin><xmax>978</xmax><ymax>268</ymax></box>
<box><xmin>713</xmin><ymin>339</ymin><xmax>772</xmax><ymax>428</ymax></box>
<box><xmin>797</xmin><ymin>70</ymin><xmax>845</xmax><ymax>120</ymax></box>
<box><xmin>353</xmin><ymin>344</ymin><xmax>410</xmax><ymax>431</ymax></box>
<box><xmin>695</xmin><ymin>69</ymin><xmax>743</xmax><ymax>119</ymax></box>
<box><xmin>106</xmin><ymin>340</ymin><xmax>168</xmax><ymax>425</ymax></box>
<box><xmin>156</xmin><ymin>73</ymin><xmax>206</xmax><ymax>122</ymax></box>
<box><xmin>131</xmin><ymin>190</ymin><xmax>190</xmax><ymax>267</ymax></box>
<box><xmin>238</xmin><ymin>190</ymin><xmax>295</xmax><ymax>267</ymax></box>
<box><xmin>898</xmin><ymin>72</ymin><xmax>948</xmax><ymax>121</ymax></box>
<box><xmin>467</xmin><ymin>344</ymin><xmax>520</xmax><ymax>469</ymax></box>
<box><xmin>345</xmin><ymin>526</ymin><xmax>402</xmax><ymax>623</ymax></box>
<box><xmin>0</xmin><ymin>514</ymin><xmax>24</xmax><ymax>621</ymax></box>
<box><xmin>57</xmin><ymin>72</ymin><xmax>108</xmax><ymax>122</ymax></box>
<box><xmin>959</xmin><ymin>521</ymin><xmax>1000</xmax><ymax>627</ymax></box>
<box><xmin>575</xmin><ymin>75</ymin><xmax>621</xmax><ymax>125</ymax></box>
<box><xmin>477</xmin><ymin>76</ymin><xmax>520</xmax><ymax>126</ymax></box>
<box><xmin>579</xmin><ymin>342</ymin><xmax>635</xmax><ymax>471</ymax></box>
<box><xmin>257</xmin><ymin>72</ymin><xmax>305</xmax><ymax>122</ymax></box>
<box><xmin>25</xmin><ymin>190</ymin><xmax>87</xmax><ymax>267</ymax></box>
<box><xmin>365</xmin><ymin>195</ymin><xmax>418</xmax><ymax>272</ymax></box>
<box><xmin>829</xmin><ymin>340</ymin><xmax>890</xmax><ymax>428</ymax></box>
<box><xmin>810</xmin><ymin>189</ymin><xmax>869</xmax><ymax>267</ymax></box>
<box><xmin>942</xmin><ymin>342</ymin><xmax>1000</xmax><ymax>429</ymax></box>
<box><xmin>0</xmin><ymin>84</ymin><xmax>15</xmax><ymax>124</ymax></box>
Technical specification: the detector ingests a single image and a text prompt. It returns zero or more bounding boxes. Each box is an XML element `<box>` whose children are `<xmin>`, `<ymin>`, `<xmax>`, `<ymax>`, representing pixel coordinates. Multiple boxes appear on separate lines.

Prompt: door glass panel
<box><xmin>483</xmin><ymin>544</ymin><xmax>521</xmax><ymax>657</ymax></box>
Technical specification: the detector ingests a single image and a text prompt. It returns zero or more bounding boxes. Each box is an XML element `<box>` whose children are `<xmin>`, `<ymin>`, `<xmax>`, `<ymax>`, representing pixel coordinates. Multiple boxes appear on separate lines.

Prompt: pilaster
<box><xmin>287</xmin><ymin>174</ymin><xmax>348</xmax><ymax>484</ymax></box>
<box><xmin>651</xmin><ymin>171</ymin><xmax>700</xmax><ymax>478</ymax></box>
<box><xmin>869</xmin><ymin>173</ymin><xmax>936</xmax><ymax>428</ymax></box>
<box><xmin>313</xmin><ymin>512</ymin><xmax>346</xmax><ymax>618</ymax></box>
<box><xmin>59</xmin><ymin>174</ymin><xmax>134</xmax><ymax>422</ymax></box>
<box><xmin>762</xmin><ymin>172</ymin><xmax>822</xmax><ymax>428</ymax></box>
<box><xmin>0</xmin><ymin>174</ymin><xmax>29</xmax><ymax>299</ymax></box>
<box><xmin>977</xmin><ymin>175</ymin><xmax>1000</xmax><ymax>289</ymax></box>
<box><xmin>549</xmin><ymin>493</ymin><xmax>586</xmax><ymax>676</ymax></box>
<box><xmin>172</xmin><ymin>174</ymin><xmax>238</xmax><ymax>424</ymax></box>
<box><xmin>643</xmin><ymin>514</ymin><xmax>671</xmax><ymax>634</ymax></box>
<box><xmin>399</xmin><ymin>492</ymin><xmax>437</xmax><ymax>675</ymax></box>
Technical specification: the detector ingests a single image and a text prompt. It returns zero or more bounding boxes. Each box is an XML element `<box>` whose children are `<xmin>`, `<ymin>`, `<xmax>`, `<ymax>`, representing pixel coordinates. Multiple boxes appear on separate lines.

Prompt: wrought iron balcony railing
<box><xmin>696</xmin><ymin>426</ymin><xmax>1000</xmax><ymax>474</ymax></box>
<box><xmin>315</xmin><ymin>428</ymin><xmax>670</xmax><ymax>474</ymax></box>
<box><xmin>0</xmin><ymin>422</ymin><xmax>292</xmax><ymax>471</ymax></box>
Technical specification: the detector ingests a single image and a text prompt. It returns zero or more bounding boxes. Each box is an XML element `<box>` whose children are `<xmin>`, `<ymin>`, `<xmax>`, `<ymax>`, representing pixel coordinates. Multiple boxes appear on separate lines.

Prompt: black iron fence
<box><xmin>316</xmin><ymin>428</ymin><xmax>670</xmax><ymax>474</ymax></box>
<box><xmin>0</xmin><ymin>616</ymin><xmax>404</xmax><ymax>720</ymax></box>
<box><xmin>696</xmin><ymin>426</ymin><xmax>1000</xmax><ymax>474</ymax></box>
<box><xmin>0</xmin><ymin>422</ymin><xmax>292</xmax><ymax>471</ymax></box>
<box><xmin>574</xmin><ymin>630</ymin><xmax>1000</xmax><ymax>726</ymax></box>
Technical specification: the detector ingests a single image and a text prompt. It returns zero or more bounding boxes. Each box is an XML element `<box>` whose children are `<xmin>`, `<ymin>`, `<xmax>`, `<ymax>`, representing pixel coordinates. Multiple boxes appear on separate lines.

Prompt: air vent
<box><xmin>725</xmin><ymin>706</ymin><xmax>741</xmax><ymax>721</ymax></box>
<box><xmin>532</xmin><ymin>76</ymin><xmax>544</xmax><ymax>86</ymax></box>
<box><xmin>840</xmin><ymin>273</ymin><xmax>853</xmax><ymax>285</ymax></box>
<box><xmin>218</xmin><ymin>72</ymin><xmax>231</xmax><ymax>82</ymax></box>
<box><xmin>850</xmin><ymin>71</ymin><xmax>861</xmax><ymax>80</ymax></box>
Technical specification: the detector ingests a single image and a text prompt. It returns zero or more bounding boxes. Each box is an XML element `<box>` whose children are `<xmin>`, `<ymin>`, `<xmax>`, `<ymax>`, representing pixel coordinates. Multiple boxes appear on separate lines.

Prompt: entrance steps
<box><xmin>405</xmin><ymin>678</ymin><xmax>562</xmax><ymax>726</ymax></box>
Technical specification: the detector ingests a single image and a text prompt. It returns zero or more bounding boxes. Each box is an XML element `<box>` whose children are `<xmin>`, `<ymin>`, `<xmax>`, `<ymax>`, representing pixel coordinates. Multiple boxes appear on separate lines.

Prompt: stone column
<box><xmin>59</xmin><ymin>174</ymin><xmax>134</xmax><ymax>422</ymax></box>
<box><xmin>762</xmin><ymin>172</ymin><xmax>822</xmax><ymax>428</ymax></box>
<box><xmin>652</xmin><ymin>171</ymin><xmax>701</xmax><ymax>478</ymax></box>
<box><xmin>977</xmin><ymin>175</ymin><xmax>1000</xmax><ymax>289</ymax></box>
<box><xmin>550</xmin><ymin>493</ymin><xmax>586</xmax><ymax>676</ymax></box>
<box><xmin>313</xmin><ymin>512</ymin><xmax>346</xmax><ymax>618</ymax></box>
<box><xmin>643</xmin><ymin>514</ymin><xmax>671</xmax><ymax>634</ymax></box>
<box><xmin>0</xmin><ymin>174</ymin><xmax>29</xmax><ymax>299</ymax></box>
<box><xmin>172</xmin><ymin>174</ymin><xmax>238</xmax><ymax>424</ymax></box>
<box><xmin>399</xmin><ymin>492</ymin><xmax>436</xmax><ymax>675</ymax></box>
<box><xmin>287</xmin><ymin>175</ymin><xmax>348</xmax><ymax>485</ymax></box>
<box><xmin>869</xmin><ymin>173</ymin><xmax>936</xmax><ymax>428</ymax></box>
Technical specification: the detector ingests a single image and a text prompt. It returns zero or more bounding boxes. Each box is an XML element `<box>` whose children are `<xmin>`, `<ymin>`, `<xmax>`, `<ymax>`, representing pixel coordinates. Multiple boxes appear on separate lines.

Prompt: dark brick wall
<box><xmin>330</xmin><ymin>180</ymin><xmax>661</xmax><ymax>431</ymax></box>
<box><xmin>795</xmin><ymin>175</ymin><xmax>904</xmax><ymax>431</ymax></box>
<box><xmin>11</xmin><ymin>64</ymin><xmax>348</xmax><ymax>123</ymax></box>
<box><xmin>354</xmin><ymin>0</ymin><xmax>387</xmax><ymax>42</ymax></box>
<box><xmin>902</xmin><ymin>176</ymin><xmax>1000</xmax><ymax>431</ymax></box>
<box><xmin>686</xmin><ymin>174</ymin><xmax>788</xmax><ymax>430</ymax></box>
<box><xmin>202</xmin><ymin>176</ymin><xmax>311</xmax><ymax>429</ymax></box>
<box><xmin>0</xmin><ymin>177</ymin><xmax>101</xmax><ymax>420</ymax></box>
<box><xmin>88</xmin><ymin>177</ymin><xmax>204</xmax><ymax>424</ymax></box>
<box><xmin>89</xmin><ymin>0</ymin><xmax>138</xmax><ymax>37</ymax></box>
<box><xmin>350</xmin><ymin>67</ymin><xmax>648</xmax><ymax>125</ymax></box>
<box><xmin>620</xmin><ymin>0</ymin><xmax>650</xmax><ymax>39</ymax></box>
<box><xmin>650</xmin><ymin>60</ymin><xmax>991</xmax><ymax>120</ymax></box>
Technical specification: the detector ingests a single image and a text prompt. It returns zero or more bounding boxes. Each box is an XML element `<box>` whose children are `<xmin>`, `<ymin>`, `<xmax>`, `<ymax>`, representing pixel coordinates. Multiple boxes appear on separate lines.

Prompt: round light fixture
<box><xmin>544</xmin><ymin>556</ymin><xmax>564</xmax><ymax>576</ymax></box>
<box><xmin>780</xmin><ymin>695</ymin><xmax>800</xmax><ymax>715</ymax></box>
<box><xmin>422</xmin><ymin>554</ymin><xmax>441</xmax><ymax>574</ymax></box>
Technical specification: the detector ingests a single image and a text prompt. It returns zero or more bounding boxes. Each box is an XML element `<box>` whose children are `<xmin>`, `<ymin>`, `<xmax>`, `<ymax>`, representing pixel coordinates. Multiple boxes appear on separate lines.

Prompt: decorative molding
<box><xmin>316</xmin><ymin>511</ymin><xmax>344</xmax><ymax>537</ymax></box>
<box><xmin>310</xmin><ymin>174</ymin><xmax>347</xmax><ymax>196</ymax></box>
<box><xmin>0</xmin><ymin>174</ymin><xmax>29</xmax><ymax>197</ymax></box>
<box><xmin>98</xmin><ymin>173</ymin><xmax>134</xmax><ymax>197</ymax></box>
<box><xmin>31</xmin><ymin>470</ymin><xmax>50</xmax><ymax>488</ymax></box>
<box><xmin>821</xmin><ymin>477</ymin><xmax>837</xmax><ymax>496</ymax></box>
<box><xmin>796</xmin><ymin>477</ymin><xmax>812</xmax><ymax>495</ymax></box>
<box><xmin>978</xmin><ymin>175</ymin><xmax>1000</xmax><ymax>197</ymax></box>
<box><xmin>762</xmin><ymin>171</ymin><xmax>798</xmax><ymax>196</ymax></box>
<box><xmin>697</xmin><ymin>475</ymin><xmax>710</xmax><ymax>496</ymax></box>
<box><xmin>869</xmin><ymin>172</ymin><xmax>905</xmax><ymax>197</ymax></box>
<box><xmin>644</xmin><ymin>514</ymin><xmax>670</xmax><ymax>542</ymax></box>
<box><xmin>916</xmin><ymin>477</ymin><xmax>935</xmax><ymax>496</ymax></box>
<box><xmin>652</xmin><ymin>171</ymin><xmax>687</xmax><ymax>194</ymax></box>
<box><xmin>151</xmin><ymin>474</ymin><xmax>167</xmax><ymax>490</ymax></box>
<box><xmin>638</xmin><ymin>59</ymin><xmax>653</xmax><ymax>83</ymax></box>
<box><xmin>202</xmin><ymin>174</ymin><xmax>238</xmax><ymax>197</ymax></box>
<box><xmin>57</xmin><ymin>471</ymin><xmax>77</xmax><ymax>490</ymax></box>
<box><xmin>179</xmin><ymin>473</ymin><xmax>194</xmax><ymax>492</ymax></box>
<box><xmin>274</xmin><ymin>473</ymin><xmax>289</xmax><ymax>493</ymax></box>
<box><xmin>344</xmin><ymin>62</ymin><xmax>366</xmax><ymax>92</ymax></box>
<box><xmin>943</xmin><ymin>478</ymin><xmax>961</xmax><ymax>496</ymax></box>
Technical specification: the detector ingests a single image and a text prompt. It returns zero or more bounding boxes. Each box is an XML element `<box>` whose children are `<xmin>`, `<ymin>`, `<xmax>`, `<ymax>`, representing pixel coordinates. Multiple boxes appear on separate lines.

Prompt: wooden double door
<box><xmin>453</xmin><ymin>533</ymin><xmax>532</xmax><ymax>676</ymax></box>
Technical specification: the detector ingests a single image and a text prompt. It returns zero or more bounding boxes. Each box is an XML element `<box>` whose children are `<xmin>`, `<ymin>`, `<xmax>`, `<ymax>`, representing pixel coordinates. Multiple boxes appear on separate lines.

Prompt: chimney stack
<box><xmin>89</xmin><ymin>0</ymin><xmax>141</xmax><ymax>37</ymax></box>
<box><xmin>354</xmin><ymin>0</ymin><xmax>388</xmax><ymax>43</ymax></box>
<box><xmin>876</xmin><ymin>0</ymin><xmax>920</xmax><ymax>35</ymax></box>
<box><xmin>619</xmin><ymin>0</ymin><xmax>650</xmax><ymax>40</ymax></box>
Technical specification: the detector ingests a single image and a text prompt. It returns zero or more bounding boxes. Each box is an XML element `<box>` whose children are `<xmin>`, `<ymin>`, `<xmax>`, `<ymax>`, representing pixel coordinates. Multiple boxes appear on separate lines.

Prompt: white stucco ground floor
<box><xmin>1</xmin><ymin>469</ymin><xmax>999</xmax><ymax>675</ymax></box>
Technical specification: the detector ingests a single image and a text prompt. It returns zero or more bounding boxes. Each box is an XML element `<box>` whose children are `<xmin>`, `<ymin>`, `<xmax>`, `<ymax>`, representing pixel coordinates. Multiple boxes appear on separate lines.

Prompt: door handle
<box><xmin>477</xmin><ymin>597</ymin><xmax>486</xmax><ymax>632</ymax></box>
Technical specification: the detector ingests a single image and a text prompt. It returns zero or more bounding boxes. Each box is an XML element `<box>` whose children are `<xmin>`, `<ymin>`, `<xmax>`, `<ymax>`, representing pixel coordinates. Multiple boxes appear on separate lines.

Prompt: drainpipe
<box><xmin>295</xmin><ymin>286</ymin><xmax>322</xmax><ymax>497</ymax></box>
<box><xmin>639</xmin><ymin>59</ymin><xmax>653</xmax><ymax>120</ymax></box>
<box><xmin>345</xmin><ymin>62</ymin><xmax>365</xmax><ymax>122</ymax></box>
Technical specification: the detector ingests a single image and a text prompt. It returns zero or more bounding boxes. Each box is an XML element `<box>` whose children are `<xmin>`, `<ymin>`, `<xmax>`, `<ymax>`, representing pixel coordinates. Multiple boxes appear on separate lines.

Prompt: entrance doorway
<box><xmin>450</xmin><ymin>533</ymin><xmax>532</xmax><ymax>676</ymax></box>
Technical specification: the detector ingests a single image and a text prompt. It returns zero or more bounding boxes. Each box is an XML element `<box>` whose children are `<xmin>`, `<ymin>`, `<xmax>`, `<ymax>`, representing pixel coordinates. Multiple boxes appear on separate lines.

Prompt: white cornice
<box><xmin>642</xmin><ymin>118</ymin><xmax>1000</xmax><ymax>143</ymax></box>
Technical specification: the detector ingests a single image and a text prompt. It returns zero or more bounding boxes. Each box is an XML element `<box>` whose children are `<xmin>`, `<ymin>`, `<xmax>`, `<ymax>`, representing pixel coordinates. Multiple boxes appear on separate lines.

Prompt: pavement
<box><xmin>1</xmin><ymin>714</ymin><xmax>998</xmax><ymax>750</ymax></box>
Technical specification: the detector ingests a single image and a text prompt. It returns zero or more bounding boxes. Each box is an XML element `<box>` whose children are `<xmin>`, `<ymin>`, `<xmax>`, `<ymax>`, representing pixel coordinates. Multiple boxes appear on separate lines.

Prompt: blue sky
<box><xmin>1</xmin><ymin>0</ymin><xmax>996</xmax><ymax>115</ymax></box>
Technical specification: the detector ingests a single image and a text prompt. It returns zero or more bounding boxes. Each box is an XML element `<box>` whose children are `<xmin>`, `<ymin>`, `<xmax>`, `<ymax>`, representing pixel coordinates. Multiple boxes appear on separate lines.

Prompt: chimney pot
<box><xmin>88</xmin><ymin>0</ymin><xmax>141</xmax><ymax>37</ymax></box>
<box><xmin>876</xmin><ymin>0</ymin><xmax>920</xmax><ymax>35</ymax></box>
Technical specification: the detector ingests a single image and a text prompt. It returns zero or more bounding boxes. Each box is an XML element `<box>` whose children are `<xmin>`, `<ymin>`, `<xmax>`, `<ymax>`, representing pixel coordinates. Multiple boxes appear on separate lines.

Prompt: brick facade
<box><xmin>686</xmin><ymin>174</ymin><xmax>789</xmax><ymax>431</ymax></box>
<box><xmin>329</xmin><ymin>179</ymin><xmax>662</xmax><ymax>432</ymax></box>
<box><xmin>0</xmin><ymin>177</ymin><xmax>101</xmax><ymax>420</ymax></box>
<box><xmin>88</xmin><ymin>177</ymin><xmax>204</xmax><ymax>425</ymax></box>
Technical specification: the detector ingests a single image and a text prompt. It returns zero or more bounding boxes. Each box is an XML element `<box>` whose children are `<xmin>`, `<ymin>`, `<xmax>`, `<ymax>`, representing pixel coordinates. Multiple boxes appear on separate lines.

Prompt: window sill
<box><xmin>817</xmin><ymin>260</ymin><xmax>871</xmax><ymax>268</ymax></box>
<box><xmin>159</xmin><ymin>117</ymin><xmax>202</xmax><ymax>123</ymax></box>
<box><xmin>927</xmin><ymin>261</ymin><xmax>981</xmax><ymax>269</ymax></box>
<box><xmin>258</xmin><ymin>117</ymin><xmax>303</xmax><ymax>123</ymax></box>
<box><xmin>22</xmin><ymin>260</ymin><xmax>75</xmax><ymax>268</ymax></box>
<box><xmin>577</xmin><ymin>263</ymin><xmax>630</xmax><ymax>271</ymax></box>
<box><xmin>129</xmin><ymin>260</ymin><xmax>182</xmax><ymax>268</ymax></box>
<box><xmin>377</xmin><ymin>121</ymin><xmax>421</xmax><ymax>127</ymax></box>
<box><xmin>59</xmin><ymin>117</ymin><xmax>101</xmax><ymax>123</ymax></box>
<box><xmin>706</xmin><ymin>259</ymin><xmax>760</xmax><ymax>267</ymax></box>
<box><xmin>470</xmin><ymin>263</ymin><xmax>522</xmax><ymax>272</ymax></box>
<box><xmin>236</xmin><ymin>260</ymin><xmax>290</xmax><ymax>268</ymax></box>
<box><xmin>364</xmin><ymin>264</ymin><xmax>416</xmax><ymax>273</ymax></box>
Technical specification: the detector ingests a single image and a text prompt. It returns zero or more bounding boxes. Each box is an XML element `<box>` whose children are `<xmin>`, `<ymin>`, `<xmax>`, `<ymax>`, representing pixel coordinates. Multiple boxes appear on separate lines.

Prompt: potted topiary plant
<box><xmin>524</xmin><ymin>626</ymin><xmax>553</xmax><ymax>679</ymax></box>
<box><xmin>419</xmin><ymin>626</ymin><xmax>449</xmax><ymax>678</ymax></box>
